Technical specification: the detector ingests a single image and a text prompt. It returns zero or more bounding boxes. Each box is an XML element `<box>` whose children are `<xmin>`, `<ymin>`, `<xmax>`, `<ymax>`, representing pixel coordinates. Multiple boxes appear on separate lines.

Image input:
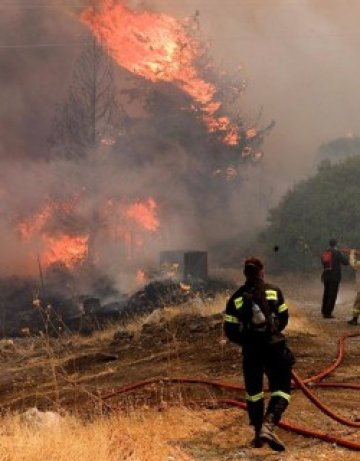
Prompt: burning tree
<box><xmin>6</xmin><ymin>1</ymin><xmax>274</xmax><ymax>298</ymax></box>
<box><xmin>80</xmin><ymin>0</ymin><xmax>272</xmax><ymax>173</ymax></box>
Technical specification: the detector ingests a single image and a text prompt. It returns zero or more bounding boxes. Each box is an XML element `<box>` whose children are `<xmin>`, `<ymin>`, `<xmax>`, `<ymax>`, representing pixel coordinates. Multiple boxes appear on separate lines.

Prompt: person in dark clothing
<box><xmin>224</xmin><ymin>257</ymin><xmax>294</xmax><ymax>451</ymax></box>
<box><xmin>321</xmin><ymin>238</ymin><xmax>349</xmax><ymax>318</ymax></box>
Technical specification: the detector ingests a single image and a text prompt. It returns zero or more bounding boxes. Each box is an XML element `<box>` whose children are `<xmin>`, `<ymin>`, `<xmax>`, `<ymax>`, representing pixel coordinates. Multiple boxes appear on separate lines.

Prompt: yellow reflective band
<box><xmin>265</xmin><ymin>289</ymin><xmax>278</xmax><ymax>301</ymax></box>
<box><xmin>353</xmin><ymin>309</ymin><xmax>360</xmax><ymax>315</ymax></box>
<box><xmin>271</xmin><ymin>391</ymin><xmax>291</xmax><ymax>402</ymax></box>
<box><xmin>246</xmin><ymin>392</ymin><xmax>264</xmax><ymax>402</ymax></box>
<box><xmin>278</xmin><ymin>303</ymin><xmax>288</xmax><ymax>313</ymax></box>
<box><xmin>224</xmin><ymin>314</ymin><xmax>239</xmax><ymax>324</ymax></box>
<box><xmin>234</xmin><ymin>296</ymin><xmax>244</xmax><ymax>309</ymax></box>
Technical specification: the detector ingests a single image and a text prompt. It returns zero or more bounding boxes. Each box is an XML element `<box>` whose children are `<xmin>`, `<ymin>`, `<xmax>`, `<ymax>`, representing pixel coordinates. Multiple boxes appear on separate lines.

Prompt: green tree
<box><xmin>259</xmin><ymin>156</ymin><xmax>360</xmax><ymax>273</ymax></box>
<box><xmin>317</xmin><ymin>136</ymin><xmax>360</xmax><ymax>165</ymax></box>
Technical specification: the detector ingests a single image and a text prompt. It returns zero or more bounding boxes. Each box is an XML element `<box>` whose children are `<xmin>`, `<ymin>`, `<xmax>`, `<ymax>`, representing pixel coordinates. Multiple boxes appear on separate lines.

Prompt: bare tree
<box><xmin>49</xmin><ymin>38</ymin><xmax>125</xmax><ymax>160</ymax></box>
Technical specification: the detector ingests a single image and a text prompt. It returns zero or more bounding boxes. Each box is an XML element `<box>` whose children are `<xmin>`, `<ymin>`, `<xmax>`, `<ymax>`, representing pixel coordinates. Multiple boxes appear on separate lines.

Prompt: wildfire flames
<box><xmin>125</xmin><ymin>198</ymin><xmax>159</xmax><ymax>232</ymax></box>
<box><xmin>7</xmin><ymin>1</ymin><xmax>263</xmax><ymax>284</ymax></box>
<box><xmin>17</xmin><ymin>201</ymin><xmax>89</xmax><ymax>270</ymax></box>
<box><xmin>17</xmin><ymin>197</ymin><xmax>160</xmax><ymax>272</ymax></box>
<box><xmin>42</xmin><ymin>235</ymin><xmax>89</xmax><ymax>268</ymax></box>
<box><xmin>80</xmin><ymin>0</ymin><xmax>246</xmax><ymax>146</ymax></box>
<box><xmin>103</xmin><ymin>197</ymin><xmax>160</xmax><ymax>262</ymax></box>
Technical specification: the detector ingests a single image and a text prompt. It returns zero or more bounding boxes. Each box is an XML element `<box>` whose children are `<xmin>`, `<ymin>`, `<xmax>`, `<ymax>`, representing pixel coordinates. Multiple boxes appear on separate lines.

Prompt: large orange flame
<box><xmin>80</xmin><ymin>0</ymin><xmax>241</xmax><ymax>145</ymax></box>
<box><xmin>42</xmin><ymin>234</ymin><xmax>89</xmax><ymax>268</ymax></box>
<box><xmin>17</xmin><ymin>202</ymin><xmax>90</xmax><ymax>270</ymax></box>
<box><xmin>17</xmin><ymin>196</ymin><xmax>160</xmax><ymax>273</ymax></box>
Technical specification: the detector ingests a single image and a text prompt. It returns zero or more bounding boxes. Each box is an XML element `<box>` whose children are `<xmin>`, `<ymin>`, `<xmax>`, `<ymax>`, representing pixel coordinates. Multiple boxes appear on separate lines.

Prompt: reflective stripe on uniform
<box><xmin>224</xmin><ymin>314</ymin><xmax>239</xmax><ymax>324</ymax></box>
<box><xmin>265</xmin><ymin>289</ymin><xmax>278</xmax><ymax>301</ymax></box>
<box><xmin>246</xmin><ymin>391</ymin><xmax>264</xmax><ymax>402</ymax></box>
<box><xmin>234</xmin><ymin>296</ymin><xmax>244</xmax><ymax>309</ymax></box>
<box><xmin>278</xmin><ymin>303</ymin><xmax>288</xmax><ymax>313</ymax></box>
<box><xmin>271</xmin><ymin>391</ymin><xmax>291</xmax><ymax>402</ymax></box>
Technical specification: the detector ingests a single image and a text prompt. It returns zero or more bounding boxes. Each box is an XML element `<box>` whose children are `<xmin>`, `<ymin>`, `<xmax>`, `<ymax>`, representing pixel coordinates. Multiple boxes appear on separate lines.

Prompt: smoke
<box><xmin>0</xmin><ymin>1</ymin><xmax>82</xmax><ymax>161</ymax></box>
<box><xmin>1</xmin><ymin>0</ymin><xmax>360</xmax><ymax>293</ymax></box>
<box><xmin>149</xmin><ymin>0</ymin><xmax>360</xmax><ymax>187</ymax></box>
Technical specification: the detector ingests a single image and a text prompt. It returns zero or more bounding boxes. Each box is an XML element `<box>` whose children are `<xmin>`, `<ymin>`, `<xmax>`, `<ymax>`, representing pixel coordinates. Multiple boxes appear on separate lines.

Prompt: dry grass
<box><xmin>0</xmin><ymin>407</ymin><xmax>203</xmax><ymax>461</ymax></box>
<box><xmin>1</xmin><ymin>278</ymin><xmax>358</xmax><ymax>461</ymax></box>
<box><xmin>164</xmin><ymin>293</ymin><xmax>228</xmax><ymax>318</ymax></box>
<box><xmin>0</xmin><ymin>294</ymin><xmax>230</xmax><ymax>461</ymax></box>
<box><xmin>76</xmin><ymin>293</ymin><xmax>228</xmax><ymax>342</ymax></box>
<box><xmin>50</xmin><ymin>293</ymin><xmax>228</xmax><ymax>347</ymax></box>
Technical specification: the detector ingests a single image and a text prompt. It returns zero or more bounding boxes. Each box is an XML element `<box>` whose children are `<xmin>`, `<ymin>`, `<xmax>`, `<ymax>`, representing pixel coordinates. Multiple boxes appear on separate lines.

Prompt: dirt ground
<box><xmin>0</xmin><ymin>274</ymin><xmax>359</xmax><ymax>460</ymax></box>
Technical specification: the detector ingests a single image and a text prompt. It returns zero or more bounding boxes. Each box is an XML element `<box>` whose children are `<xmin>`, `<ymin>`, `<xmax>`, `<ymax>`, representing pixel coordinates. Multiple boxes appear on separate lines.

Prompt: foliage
<box><xmin>317</xmin><ymin>136</ymin><xmax>360</xmax><ymax>164</ymax></box>
<box><xmin>259</xmin><ymin>156</ymin><xmax>360</xmax><ymax>273</ymax></box>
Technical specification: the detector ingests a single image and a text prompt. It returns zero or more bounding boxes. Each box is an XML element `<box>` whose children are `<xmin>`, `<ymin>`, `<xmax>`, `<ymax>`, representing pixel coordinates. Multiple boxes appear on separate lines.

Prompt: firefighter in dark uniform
<box><xmin>224</xmin><ymin>257</ymin><xmax>294</xmax><ymax>451</ymax></box>
<box><xmin>321</xmin><ymin>238</ymin><xmax>349</xmax><ymax>318</ymax></box>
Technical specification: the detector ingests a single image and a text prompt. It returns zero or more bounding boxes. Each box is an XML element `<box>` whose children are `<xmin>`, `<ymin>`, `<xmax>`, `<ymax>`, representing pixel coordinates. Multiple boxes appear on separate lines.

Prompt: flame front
<box><xmin>80</xmin><ymin>0</ymin><xmax>241</xmax><ymax>145</ymax></box>
<box><xmin>17</xmin><ymin>196</ymin><xmax>160</xmax><ymax>273</ymax></box>
<box><xmin>17</xmin><ymin>202</ymin><xmax>90</xmax><ymax>270</ymax></box>
<box><xmin>42</xmin><ymin>234</ymin><xmax>89</xmax><ymax>268</ymax></box>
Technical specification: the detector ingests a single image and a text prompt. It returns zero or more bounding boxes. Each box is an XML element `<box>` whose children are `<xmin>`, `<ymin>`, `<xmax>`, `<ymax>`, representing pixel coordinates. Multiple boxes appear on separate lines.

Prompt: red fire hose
<box><xmin>302</xmin><ymin>331</ymin><xmax>359</xmax><ymax>384</ymax></box>
<box><xmin>101</xmin><ymin>332</ymin><xmax>360</xmax><ymax>450</ymax></box>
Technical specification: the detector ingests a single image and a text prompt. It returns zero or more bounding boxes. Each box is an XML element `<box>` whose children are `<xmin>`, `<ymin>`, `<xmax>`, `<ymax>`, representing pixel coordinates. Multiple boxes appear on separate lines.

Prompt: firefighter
<box><xmin>224</xmin><ymin>257</ymin><xmax>294</xmax><ymax>451</ymax></box>
<box><xmin>348</xmin><ymin>249</ymin><xmax>360</xmax><ymax>325</ymax></box>
<box><xmin>321</xmin><ymin>238</ymin><xmax>349</xmax><ymax>318</ymax></box>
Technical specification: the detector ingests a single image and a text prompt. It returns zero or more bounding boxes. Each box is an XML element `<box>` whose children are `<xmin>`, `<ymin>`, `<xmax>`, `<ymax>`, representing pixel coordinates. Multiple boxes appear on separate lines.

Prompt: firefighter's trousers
<box><xmin>321</xmin><ymin>280</ymin><xmax>339</xmax><ymax>317</ymax></box>
<box><xmin>242</xmin><ymin>341</ymin><xmax>294</xmax><ymax>431</ymax></box>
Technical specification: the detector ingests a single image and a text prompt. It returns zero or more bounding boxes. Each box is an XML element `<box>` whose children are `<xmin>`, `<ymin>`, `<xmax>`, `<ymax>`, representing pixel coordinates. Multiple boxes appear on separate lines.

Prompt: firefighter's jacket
<box><xmin>224</xmin><ymin>279</ymin><xmax>289</xmax><ymax>347</ymax></box>
<box><xmin>350</xmin><ymin>249</ymin><xmax>360</xmax><ymax>291</ymax></box>
<box><xmin>321</xmin><ymin>247</ymin><xmax>349</xmax><ymax>283</ymax></box>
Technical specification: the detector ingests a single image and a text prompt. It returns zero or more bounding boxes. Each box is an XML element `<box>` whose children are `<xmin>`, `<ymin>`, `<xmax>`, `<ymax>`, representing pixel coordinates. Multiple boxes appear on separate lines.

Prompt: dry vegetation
<box><xmin>0</xmin><ymin>275</ymin><xmax>359</xmax><ymax>460</ymax></box>
<box><xmin>0</xmin><ymin>408</ymin><xmax>201</xmax><ymax>461</ymax></box>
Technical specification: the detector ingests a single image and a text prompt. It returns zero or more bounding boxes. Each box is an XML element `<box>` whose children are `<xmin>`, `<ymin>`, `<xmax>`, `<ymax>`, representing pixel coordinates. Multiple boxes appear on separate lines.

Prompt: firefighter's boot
<box><xmin>259</xmin><ymin>415</ymin><xmax>285</xmax><ymax>452</ymax></box>
<box><xmin>250</xmin><ymin>430</ymin><xmax>263</xmax><ymax>448</ymax></box>
<box><xmin>348</xmin><ymin>317</ymin><xmax>358</xmax><ymax>325</ymax></box>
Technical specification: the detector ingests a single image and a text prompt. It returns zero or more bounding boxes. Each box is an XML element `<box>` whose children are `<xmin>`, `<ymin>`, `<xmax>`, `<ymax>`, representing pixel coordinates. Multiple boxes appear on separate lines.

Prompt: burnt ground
<box><xmin>0</xmin><ymin>274</ymin><xmax>359</xmax><ymax>460</ymax></box>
